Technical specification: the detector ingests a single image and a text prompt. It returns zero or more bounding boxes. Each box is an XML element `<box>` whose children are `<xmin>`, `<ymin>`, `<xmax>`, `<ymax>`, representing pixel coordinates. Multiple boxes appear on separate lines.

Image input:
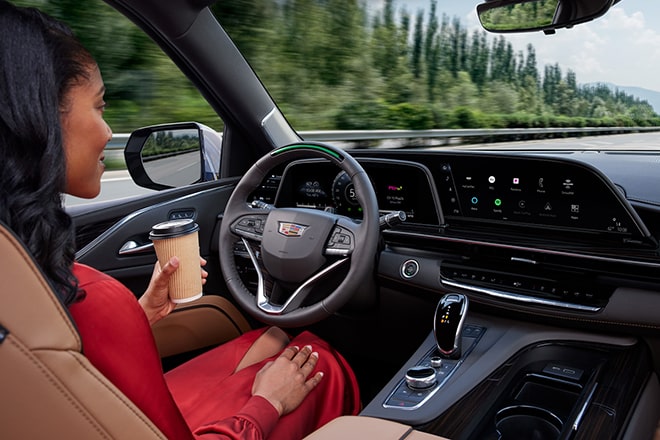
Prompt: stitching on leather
<box><xmin>8</xmin><ymin>336</ymin><xmax>111</xmax><ymax>439</ymax></box>
<box><xmin>0</xmin><ymin>227</ymin><xmax>81</xmax><ymax>345</ymax></box>
<box><xmin>399</xmin><ymin>426</ymin><xmax>415</xmax><ymax>440</ymax></box>
<box><xmin>69</xmin><ymin>351</ymin><xmax>167</xmax><ymax>438</ymax></box>
<box><xmin>1</xmin><ymin>225</ymin><xmax>167</xmax><ymax>438</ymax></box>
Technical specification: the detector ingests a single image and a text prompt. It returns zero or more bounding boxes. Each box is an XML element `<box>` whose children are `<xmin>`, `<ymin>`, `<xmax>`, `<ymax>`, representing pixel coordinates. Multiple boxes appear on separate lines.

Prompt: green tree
<box><xmin>468</xmin><ymin>30</ymin><xmax>489</xmax><ymax>88</ymax></box>
<box><xmin>411</xmin><ymin>10</ymin><xmax>424</xmax><ymax>79</ymax></box>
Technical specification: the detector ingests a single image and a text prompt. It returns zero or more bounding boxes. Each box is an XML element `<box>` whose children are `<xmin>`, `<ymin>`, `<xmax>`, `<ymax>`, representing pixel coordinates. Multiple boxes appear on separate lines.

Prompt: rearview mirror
<box><xmin>477</xmin><ymin>0</ymin><xmax>618</xmax><ymax>34</ymax></box>
<box><xmin>124</xmin><ymin>122</ymin><xmax>222</xmax><ymax>190</ymax></box>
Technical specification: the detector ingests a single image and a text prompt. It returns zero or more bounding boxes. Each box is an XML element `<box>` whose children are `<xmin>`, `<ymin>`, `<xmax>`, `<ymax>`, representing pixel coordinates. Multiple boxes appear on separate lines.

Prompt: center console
<box><xmin>360</xmin><ymin>296</ymin><xmax>658</xmax><ymax>440</ymax></box>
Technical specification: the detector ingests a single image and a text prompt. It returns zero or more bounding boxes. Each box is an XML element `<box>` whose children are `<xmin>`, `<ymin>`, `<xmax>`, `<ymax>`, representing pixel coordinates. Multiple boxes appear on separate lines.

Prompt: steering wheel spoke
<box><xmin>242</xmin><ymin>237</ymin><xmax>350</xmax><ymax>315</ymax></box>
<box><xmin>260</xmin><ymin>260</ymin><xmax>350</xmax><ymax>315</ymax></box>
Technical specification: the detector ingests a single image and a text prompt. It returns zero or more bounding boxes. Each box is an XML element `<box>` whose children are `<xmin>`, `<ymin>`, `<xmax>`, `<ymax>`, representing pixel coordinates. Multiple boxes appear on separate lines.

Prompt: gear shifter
<box><xmin>433</xmin><ymin>293</ymin><xmax>469</xmax><ymax>359</ymax></box>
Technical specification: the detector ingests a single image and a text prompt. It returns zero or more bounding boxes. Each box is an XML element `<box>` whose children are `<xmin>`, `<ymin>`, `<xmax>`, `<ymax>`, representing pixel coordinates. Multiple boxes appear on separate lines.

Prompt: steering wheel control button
<box><xmin>405</xmin><ymin>366</ymin><xmax>437</xmax><ymax>390</ymax></box>
<box><xmin>325</xmin><ymin>226</ymin><xmax>355</xmax><ymax>256</ymax></box>
<box><xmin>232</xmin><ymin>216</ymin><xmax>266</xmax><ymax>240</ymax></box>
<box><xmin>401</xmin><ymin>259</ymin><xmax>419</xmax><ymax>279</ymax></box>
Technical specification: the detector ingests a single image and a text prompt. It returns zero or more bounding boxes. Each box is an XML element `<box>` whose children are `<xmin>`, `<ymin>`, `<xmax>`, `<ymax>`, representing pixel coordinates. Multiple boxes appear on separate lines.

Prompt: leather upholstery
<box><xmin>152</xmin><ymin>295</ymin><xmax>251</xmax><ymax>358</ymax></box>
<box><xmin>0</xmin><ymin>221</ymin><xmax>452</xmax><ymax>439</ymax></box>
<box><xmin>0</xmin><ymin>223</ymin><xmax>167</xmax><ymax>439</ymax></box>
<box><xmin>303</xmin><ymin>416</ymin><xmax>449</xmax><ymax>440</ymax></box>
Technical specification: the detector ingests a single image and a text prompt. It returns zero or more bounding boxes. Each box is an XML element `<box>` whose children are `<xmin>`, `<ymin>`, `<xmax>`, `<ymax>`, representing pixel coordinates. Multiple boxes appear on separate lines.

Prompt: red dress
<box><xmin>69</xmin><ymin>263</ymin><xmax>360</xmax><ymax>439</ymax></box>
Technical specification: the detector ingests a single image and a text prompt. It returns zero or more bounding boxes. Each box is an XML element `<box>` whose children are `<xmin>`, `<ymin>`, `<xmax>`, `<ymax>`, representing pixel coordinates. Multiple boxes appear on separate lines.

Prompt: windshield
<box><xmin>16</xmin><ymin>0</ymin><xmax>659</xmax><ymax>138</ymax></box>
<box><xmin>14</xmin><ymin>0</ymin><xmax>660</xmax><ymax>208</ymax></box>
<box><xmin>212</xmin><ymin>0</ymin><xmax>659</xmax><ymax>133</ymax></box>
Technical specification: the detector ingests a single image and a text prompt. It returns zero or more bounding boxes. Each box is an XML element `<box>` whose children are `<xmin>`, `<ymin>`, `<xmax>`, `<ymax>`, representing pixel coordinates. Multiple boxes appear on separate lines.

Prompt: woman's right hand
<box><xmin>252</xmin><ymin>345</ymin><xmax>324</xmax><ymax>416</ymax></box>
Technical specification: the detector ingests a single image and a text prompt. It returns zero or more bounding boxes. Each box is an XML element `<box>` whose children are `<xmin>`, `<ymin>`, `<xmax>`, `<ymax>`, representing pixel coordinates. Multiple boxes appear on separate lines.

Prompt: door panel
<box><xmin>71</xmin><ymin>180</ymin><xmax>238</xmax><ymax>298</ymax></box>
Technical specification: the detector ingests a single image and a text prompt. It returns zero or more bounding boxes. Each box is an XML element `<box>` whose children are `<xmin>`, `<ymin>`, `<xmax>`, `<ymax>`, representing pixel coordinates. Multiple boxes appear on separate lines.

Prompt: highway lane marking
<box><xmin>102</xmin><ymin>176</ymin><xmax>133</xmax><ymax>182</ymax></box>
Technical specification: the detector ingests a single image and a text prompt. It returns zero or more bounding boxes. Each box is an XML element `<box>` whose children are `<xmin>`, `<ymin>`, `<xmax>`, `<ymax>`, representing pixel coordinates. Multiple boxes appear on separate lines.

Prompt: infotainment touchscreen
<box><xmin>435</xmin><ymin>155</ymin><xmax>647</xmax><ymax>238</ymax></box>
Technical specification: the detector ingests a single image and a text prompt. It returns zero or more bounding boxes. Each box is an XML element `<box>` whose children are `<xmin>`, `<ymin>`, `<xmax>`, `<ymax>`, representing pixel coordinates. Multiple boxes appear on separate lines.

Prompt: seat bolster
<box><xmin>0</xmin><ymin>225</ymin><xmax>80</xmax><ymax>350</ymax></box>
<box><xmin>0</xmin><ymin>335</ymin><xmax>167</xmax><ymax>439</ymax></box>
<box><xmin>303</xmin><ymin>416</ymin><xmax>450</xmax><ymax>440</ymax></box>
<box><xmin>0</xmin><ymin>223</ymin><xmax>168</xmax><ymax>439</ymax></box>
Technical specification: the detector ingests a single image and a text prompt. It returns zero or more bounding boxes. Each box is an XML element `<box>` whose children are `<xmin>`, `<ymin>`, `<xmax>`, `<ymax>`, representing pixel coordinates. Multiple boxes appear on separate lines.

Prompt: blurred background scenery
<box><xmin>14</xmin><ymin>0</ymin><xmax>660</xmax><ymax>135</ymax></box>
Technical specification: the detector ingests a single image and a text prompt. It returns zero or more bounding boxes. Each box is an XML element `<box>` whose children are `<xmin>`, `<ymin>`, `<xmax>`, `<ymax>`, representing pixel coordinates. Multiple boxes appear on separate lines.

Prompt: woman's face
<box><xmin>60</xmin><ymin>64</ymin><xmax>112</xmax><ymax>199</ymax></box>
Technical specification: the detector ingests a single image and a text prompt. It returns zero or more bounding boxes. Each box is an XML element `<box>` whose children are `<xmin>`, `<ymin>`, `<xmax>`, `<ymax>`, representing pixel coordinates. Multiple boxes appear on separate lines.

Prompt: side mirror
<box><xmin>477</xmin><ymin>0</ymin><xmax>618</xmax><ymax>34</ymax></box>
<box><xmin>124</xmin><ymin>122</ymin><xmax>222</xmax><ymax>190</ymax></box>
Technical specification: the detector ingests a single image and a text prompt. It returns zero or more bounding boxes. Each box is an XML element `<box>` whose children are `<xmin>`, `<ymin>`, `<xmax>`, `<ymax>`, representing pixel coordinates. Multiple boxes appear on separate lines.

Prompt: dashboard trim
<box><xmin>440</xmin><ymin>279</ymin><xmax>602</xmax><ymax>313</ymax></box>
<box><xmin>383</xmin><ymin>230</ymin><xmax>660</xmax><ymax>269</ymax></box>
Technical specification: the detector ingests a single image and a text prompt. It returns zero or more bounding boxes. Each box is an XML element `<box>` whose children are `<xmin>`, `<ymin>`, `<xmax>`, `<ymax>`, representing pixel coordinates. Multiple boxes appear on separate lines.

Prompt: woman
<box><xmin>0</xmin><ymin>2</ymin><xmax>359</xmax><ymax>439</ymax></box>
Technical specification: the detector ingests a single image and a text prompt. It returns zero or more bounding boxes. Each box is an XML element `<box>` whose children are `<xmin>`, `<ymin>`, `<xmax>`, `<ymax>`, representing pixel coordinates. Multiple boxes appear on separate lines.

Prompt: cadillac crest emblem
<box><xmin>278</xmin><ymin>222</ymin><xmax>307</xmax><ymax>237</ymax></box>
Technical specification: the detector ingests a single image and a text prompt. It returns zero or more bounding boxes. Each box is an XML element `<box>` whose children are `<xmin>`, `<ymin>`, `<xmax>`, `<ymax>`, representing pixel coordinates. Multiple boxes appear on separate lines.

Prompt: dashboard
<box><xmin>263</xmin><ymin>152</ymin><xmax>655</xmax><ymax>248</ymax></box>
<box><xmin>249</xmin><ymin>150</ymin><xmax>660</xmax><ymax>324</ymax></box>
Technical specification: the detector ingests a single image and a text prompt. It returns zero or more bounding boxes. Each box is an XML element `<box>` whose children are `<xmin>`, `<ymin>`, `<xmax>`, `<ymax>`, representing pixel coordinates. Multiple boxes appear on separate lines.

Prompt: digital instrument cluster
<box><xmin>277</xmin><ymin>159</ymin><xmax>441</xmax><ymax>225</ymax></box>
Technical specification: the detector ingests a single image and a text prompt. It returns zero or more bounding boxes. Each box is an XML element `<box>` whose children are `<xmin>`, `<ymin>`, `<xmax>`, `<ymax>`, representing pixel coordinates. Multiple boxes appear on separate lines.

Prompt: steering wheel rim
<box><xmin>219</xmin><ymin>142</ymin><xmax>379</xmax><ymax>327</ymax></box>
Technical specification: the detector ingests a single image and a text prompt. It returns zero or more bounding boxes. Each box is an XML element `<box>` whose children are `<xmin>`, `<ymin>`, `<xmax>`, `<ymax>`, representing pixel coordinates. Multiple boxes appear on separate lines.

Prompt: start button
<box><xmin>401</xmin><ymin>259</ymin><xmax>419</xmax><ymax>279</ymax></box>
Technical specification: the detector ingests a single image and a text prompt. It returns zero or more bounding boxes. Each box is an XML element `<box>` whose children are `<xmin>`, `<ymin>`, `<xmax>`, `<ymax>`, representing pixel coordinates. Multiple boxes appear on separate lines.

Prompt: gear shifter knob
<box><xmin>434</xmin><ymin>293</ymin><xmax>469</xmax><ymax>359</ymax></box>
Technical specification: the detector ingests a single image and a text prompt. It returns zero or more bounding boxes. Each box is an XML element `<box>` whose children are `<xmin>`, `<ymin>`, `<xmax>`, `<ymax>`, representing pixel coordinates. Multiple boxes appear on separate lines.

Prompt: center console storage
<box><xmin>360</xmin><ymin>312</ymin><xmax>654</xmax><ymax>440</ymax></box>
<box><xmin>465</xmin><ymin>343</ymin><xmax>605</xmax><ymax>439</ymax></box>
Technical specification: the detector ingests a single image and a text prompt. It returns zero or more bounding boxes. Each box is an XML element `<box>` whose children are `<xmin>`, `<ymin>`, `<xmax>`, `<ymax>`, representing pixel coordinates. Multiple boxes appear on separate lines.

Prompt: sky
<box><xmin>375</xmin><ymin>0</ymin><xmax>660</xmax><ymax>93</ymax></box>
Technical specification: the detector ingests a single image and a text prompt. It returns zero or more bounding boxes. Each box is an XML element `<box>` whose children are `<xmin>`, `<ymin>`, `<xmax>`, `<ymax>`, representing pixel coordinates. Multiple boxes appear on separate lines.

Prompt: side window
<box><xmin>14</xmin><ymin>0</ymin><xmax>225</xmax><ymax>204</ymax></box>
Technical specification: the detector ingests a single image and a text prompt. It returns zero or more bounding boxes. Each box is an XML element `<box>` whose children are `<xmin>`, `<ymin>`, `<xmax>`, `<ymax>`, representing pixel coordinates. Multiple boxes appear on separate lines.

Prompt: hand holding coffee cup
<box><xmin>150</xmin><ymin>219</ymin><xmax>203</xmax><ymax>303</ymax></box>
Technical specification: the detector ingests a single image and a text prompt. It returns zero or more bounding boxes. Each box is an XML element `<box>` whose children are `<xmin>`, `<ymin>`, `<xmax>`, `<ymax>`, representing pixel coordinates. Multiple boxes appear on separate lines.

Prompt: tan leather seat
<box><xmin>0</xmin><ymin>221</ymin><xmax>450</xmax><ymax>439</ymax></box>
<box><xmin>303</xmin><ymin>416</ymin><xmax>449</xmax><ymax>440</ymax></box>
<box><xmin>0</xmin><ymin>223</ymin><xmax>169</xmax><ymax>439</ymax></box>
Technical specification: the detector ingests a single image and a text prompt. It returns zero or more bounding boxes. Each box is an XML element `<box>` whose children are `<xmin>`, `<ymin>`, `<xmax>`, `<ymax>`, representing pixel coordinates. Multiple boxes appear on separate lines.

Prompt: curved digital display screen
<box><xmin>276</xmin><ymin>159</ymin><xmax>441</xmax><ymax>225</ymax></box>
<box><xmin>435</xmin><ymin>155</ymin><xmax>645</xmax><ymax>237</ymax></box>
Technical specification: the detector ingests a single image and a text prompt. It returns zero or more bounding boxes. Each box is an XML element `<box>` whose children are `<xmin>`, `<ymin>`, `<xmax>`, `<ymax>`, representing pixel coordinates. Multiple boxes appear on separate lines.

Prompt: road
<box><xmin>446</xmin><ymin>131</ymin><xmax>660</xmax><ymax>151</ymax></box>
<box><xmin>66</xmin><ymin>131</ymin><xmax>660</xmax><ymax>207</ymax></box>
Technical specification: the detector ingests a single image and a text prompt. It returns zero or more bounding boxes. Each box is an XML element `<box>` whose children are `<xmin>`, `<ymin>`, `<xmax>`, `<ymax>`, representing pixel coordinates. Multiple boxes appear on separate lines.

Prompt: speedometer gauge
<box><xmin>332</xmin><ymin>171</ymin><xmax>362</xmax><ymax>216</ymax></box>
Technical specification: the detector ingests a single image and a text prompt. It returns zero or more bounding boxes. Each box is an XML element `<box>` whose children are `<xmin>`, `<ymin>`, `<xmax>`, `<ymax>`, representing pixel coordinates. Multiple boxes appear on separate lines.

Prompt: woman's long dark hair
<box><xmin>0</xmin><ymin>1</ymin><xmax>96</xmax><ymax>305</ymax></box>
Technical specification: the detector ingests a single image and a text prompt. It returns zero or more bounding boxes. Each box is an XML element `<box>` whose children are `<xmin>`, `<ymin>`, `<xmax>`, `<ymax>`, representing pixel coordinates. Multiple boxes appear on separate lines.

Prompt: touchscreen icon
<box><xmin>512</xmin><ymin>177</ymin><xmax>520</xmax><ymax>185</ymax></box>
<box><xmin>488</xmin><ymin>176</ymin><xmax>496</xmax><ymax>184</ymax></box>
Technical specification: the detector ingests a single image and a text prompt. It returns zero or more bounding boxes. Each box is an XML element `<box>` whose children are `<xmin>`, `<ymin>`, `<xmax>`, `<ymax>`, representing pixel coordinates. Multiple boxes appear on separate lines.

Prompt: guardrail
<box><xmin>106</xmin><ymin>126</ymin><xmax>660</xmax><ymax>150</ymax></box>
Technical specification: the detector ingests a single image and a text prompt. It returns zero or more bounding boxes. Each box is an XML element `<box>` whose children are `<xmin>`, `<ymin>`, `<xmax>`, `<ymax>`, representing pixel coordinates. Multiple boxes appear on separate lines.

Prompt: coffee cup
<box><xmin>150</xmin><ymin>219</ymin><xmax>203</xmax><ymax>303</ymax></box>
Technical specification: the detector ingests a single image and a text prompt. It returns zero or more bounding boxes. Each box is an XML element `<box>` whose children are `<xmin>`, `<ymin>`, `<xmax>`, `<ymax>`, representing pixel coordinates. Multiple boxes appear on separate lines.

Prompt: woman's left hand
<box><xmin>139</xmin><ymin>256</ymin><xmax>208</xmax><ymax>325</ymax></box>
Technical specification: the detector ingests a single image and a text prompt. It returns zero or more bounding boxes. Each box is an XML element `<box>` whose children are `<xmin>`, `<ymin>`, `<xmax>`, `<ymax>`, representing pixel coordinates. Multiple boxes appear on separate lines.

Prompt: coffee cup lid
<box><xmin>150</xmin><ymin>219</ymin><xmax>199</xmax><ymax>239</ymax></box>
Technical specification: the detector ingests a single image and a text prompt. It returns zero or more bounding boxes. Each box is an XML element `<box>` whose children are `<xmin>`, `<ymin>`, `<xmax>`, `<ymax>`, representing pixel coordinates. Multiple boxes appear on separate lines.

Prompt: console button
<box><xmin>543</xmin><ymin>363</ymin><xmax>584</xmax><ymax>381</ymax></box>
<box><xmin>405</xmin><ymin>366</ymin><xmax>437</xmax><ymax>389</ymax></box>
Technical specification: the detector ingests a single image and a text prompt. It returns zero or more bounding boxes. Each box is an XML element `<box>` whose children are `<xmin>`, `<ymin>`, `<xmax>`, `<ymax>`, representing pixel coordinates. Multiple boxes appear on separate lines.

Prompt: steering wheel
<box><xmin>219</xmin><ymin>142</ymin><xmax>380</xmax><ymax>327</ymax></box>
